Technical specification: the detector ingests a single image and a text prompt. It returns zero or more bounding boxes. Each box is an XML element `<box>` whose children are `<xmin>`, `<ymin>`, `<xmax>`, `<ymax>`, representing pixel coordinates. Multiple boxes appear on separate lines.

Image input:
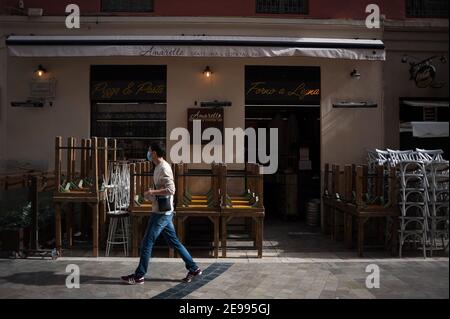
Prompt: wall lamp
<box><xmin>350</xmin><ymin>69</ymin><xmax>361</xmax><ymax>80</ymax></box>
<box><xmin>35</xmin><ymin>64</ymin><xmax>47</xmax><ymax>78</ymax></box>
<box><xmin>203</xmin><ymin>66</ymin><xmax>212</xmax><ymax>78</ymax></box>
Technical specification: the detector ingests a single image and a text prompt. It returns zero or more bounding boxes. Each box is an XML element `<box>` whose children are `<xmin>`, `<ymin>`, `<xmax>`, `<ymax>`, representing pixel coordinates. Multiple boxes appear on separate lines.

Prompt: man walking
<box><xmin>121</xmin><ymin>143</ymin><xmax>202</xmax><ymax>285</ymax></box>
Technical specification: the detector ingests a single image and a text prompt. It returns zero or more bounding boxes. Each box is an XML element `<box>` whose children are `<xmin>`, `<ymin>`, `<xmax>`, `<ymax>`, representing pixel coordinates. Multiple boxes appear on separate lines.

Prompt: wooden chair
<box><xmin>53</xmin><ymin>136</ymin><xmax>104</xmax><ymax>257</ymax></box>
<box><xmin>219</xmin><ymin>163</ymin><xmax>265</xmax><ymax>258</ymax></box>
<box><xmin>173</xmin><ymin>163</ymin><xmax>221</xmax><ymax>258</ymax></box>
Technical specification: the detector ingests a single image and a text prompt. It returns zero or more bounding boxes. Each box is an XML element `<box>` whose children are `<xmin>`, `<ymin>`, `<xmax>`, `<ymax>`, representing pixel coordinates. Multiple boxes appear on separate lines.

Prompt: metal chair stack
<box><xmin>425</xmin><ymin>158</ymin><xmax>449</xmax><ymax>256</ymax></box>
<box><xmin>397</xmin><ymin>159</ymin><xmax>430</xmax><ymax>258</ymax></box>
<box><xmin>105</xmin><ymin>161</ymin><xmax>131</xmax><ymax>257</ymax></box>
<box><xmin>368</xmin><ymin>148</ymin><xmax>448</xmax><ymax>258</ymax></box>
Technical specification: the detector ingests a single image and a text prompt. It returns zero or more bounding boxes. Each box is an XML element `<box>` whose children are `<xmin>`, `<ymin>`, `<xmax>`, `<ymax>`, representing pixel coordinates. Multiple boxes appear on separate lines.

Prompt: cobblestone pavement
<box><xmin>0</xmin><ymin>257</ymin><xmax>448</xmax><ymax>299</ymax></box>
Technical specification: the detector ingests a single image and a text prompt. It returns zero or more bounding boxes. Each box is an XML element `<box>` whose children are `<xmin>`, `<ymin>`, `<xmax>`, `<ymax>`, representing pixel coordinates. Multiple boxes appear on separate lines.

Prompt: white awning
<box><xmin>403</xmin><ymin>122</ymin><xmax>450</xmax><ymax>138</ymax></box>
<box><xmin>402</xmin><ymin>100</ymin><xmax>449</xmax><ymax>108</ymax></box>
<box><xmin>6</xmin><ymin>35</ymin><xmax>385</xmax><ymax>60</ymax></box>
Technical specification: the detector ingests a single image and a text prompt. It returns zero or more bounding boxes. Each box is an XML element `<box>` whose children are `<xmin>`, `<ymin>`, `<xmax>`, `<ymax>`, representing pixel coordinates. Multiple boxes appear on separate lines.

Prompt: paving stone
<box><xmin>0</xmin><ymin>221</ymin><xmax>448</xmax><ymax>299</ymax></box>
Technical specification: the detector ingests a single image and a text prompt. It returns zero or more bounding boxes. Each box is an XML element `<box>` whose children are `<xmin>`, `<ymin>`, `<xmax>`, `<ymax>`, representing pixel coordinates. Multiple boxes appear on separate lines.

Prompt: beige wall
<box><xmin>1</xmin><ymin>17</ymin><xmax>386</xmax><ymax>174</ymax></box>
<box><xmin>383</xmin><ymin>26</ymin><xmax>449</xmax><ymax>149</ymax></box>
<box><xmin>5</xmin><ymin>55</ymin><xmax>384</xmax><ymax>172</ymax></box>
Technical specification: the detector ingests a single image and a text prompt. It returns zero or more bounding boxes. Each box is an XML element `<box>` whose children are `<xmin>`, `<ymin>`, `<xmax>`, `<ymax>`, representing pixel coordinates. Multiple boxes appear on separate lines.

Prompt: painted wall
<box><xmin>383</xmin><ymin>27</ymin><xmax>449</xmax><ymax>149</ymax></box>
<box><xmin>5</xmin><ymin>56</ymin><xmax>383</xmax><ymax>172</ymax></box>
<box><xmin>1</xmin><ymin>15</ymin><xmax>386</xmax><ymax>173</ymax></box>
<box><xmin>1</xmin><ymin>0</ymin><xmax>407</xmax><ymax>20</ymax></box>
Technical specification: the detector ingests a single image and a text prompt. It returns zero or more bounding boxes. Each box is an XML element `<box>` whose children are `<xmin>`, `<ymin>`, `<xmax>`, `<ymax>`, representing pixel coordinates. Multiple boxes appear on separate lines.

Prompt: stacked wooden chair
<box><xmin>323</xmin><ymin>163</ymin><xmax>399</xmax><ymax>257</ymax></box>
<box><xmin>219</xmin><ymin>163</ymin><xmax>265</xmax><ymax>258</ymax></box>
<box><xmin>173</xmin><ymin>163</ymin><xmax>221</xmax><ymax>258</ymax></box>
<box><xmin>53</xmin><ymin>136</ymin><xmax>117</xmax><ymax>257</ymax></box>
<box><xmin>128</xmin><ymin>161</ymin><xmax>158</xmax><ymax>257</ymax></box>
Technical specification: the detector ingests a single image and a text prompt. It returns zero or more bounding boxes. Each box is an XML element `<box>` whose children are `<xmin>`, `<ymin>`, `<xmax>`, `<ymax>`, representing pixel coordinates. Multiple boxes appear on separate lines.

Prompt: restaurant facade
<box><xmin>0</xmin><ymin>1</ymin><xmax>448</xmax><ymax>229</ymax></box>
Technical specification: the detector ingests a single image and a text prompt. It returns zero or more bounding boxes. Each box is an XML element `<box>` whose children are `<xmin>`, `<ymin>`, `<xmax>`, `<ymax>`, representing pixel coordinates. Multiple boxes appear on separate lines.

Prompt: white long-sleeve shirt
<box><xmin>152</xmin><ymin>159</ymin><xmax>175</xmax><ymax>213</ymax></box>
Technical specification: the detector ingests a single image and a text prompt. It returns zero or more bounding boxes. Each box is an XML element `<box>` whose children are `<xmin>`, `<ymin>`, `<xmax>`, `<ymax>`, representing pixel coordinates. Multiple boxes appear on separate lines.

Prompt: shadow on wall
<box><xmin>2</xmin><ymin>159</ymin><xmax>49</xmax><ymax>173</ymax></box>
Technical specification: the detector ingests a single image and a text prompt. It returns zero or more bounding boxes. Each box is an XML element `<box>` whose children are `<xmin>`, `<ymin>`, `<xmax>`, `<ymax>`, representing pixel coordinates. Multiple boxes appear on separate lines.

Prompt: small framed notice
<box><xmin>29</xmin><ymin>79</ymin><xmax>56</xmax><ymax>99</ymax></box>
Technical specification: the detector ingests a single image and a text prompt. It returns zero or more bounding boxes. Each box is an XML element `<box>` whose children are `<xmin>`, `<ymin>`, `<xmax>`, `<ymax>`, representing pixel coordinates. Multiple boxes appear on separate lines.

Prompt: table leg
<box><xmin>177</xmin><ymin>217</ymin><xmax>186</xmax><ymax>244</ymax></box>
<box><xmin>377</xmin><ymin>218</ymin><xmax>384</xmax><ymax>244</ymax></box>
<box><xmin>66</xmin><ymin>204</ymin><xmax>73</xmax><ymax>248</ymax></box>
<box><xmin>391</xmin><ymin>216</ymin><xmax>399</xmax><ymax>256</ymax></box>
<box><xmin>132</xmin><ymin>217</ymin><xmax>139</xmax><ymax>257</ymax></box>
<box><xmin>252</xmin><ymin>218</ymin><xmax>257</xmax><ymax>248</ymax></box>
<box><xmin>99</xmin><ymin>200</ymin><xmax>106</xmax><ymax>244</ymax></box>
<box><xmin>330</xmin><ymin>208</ymin><xmax>335</xmax><ymax>240</ymax></box>
<box><xmin>257</xmin><ymin>217</ymin><xmax>263</xmax><ymax>258</ymax></box>
<box><xmin>357</xmin><ymin>217</ymin><xmax>367</xmax><ymax>257</ymax></box>
<box><xmin>92</xmin><ymin>203</ymin><xmax>99</xmax><ymax>257</ymax></box>
<box><xmin>345</xmin><ymin>214</ymin><xmax>353</xmax><ymax>249</ymax></box>
<box><xmin>334</xmin><ymin>209</ymin><xmax>340</xmax><ymax>241</ymax></box>
<box><xmin>213</xmin><ymin>216</ymin><xmax>219</xmax><ymax>258</ymax></box>
<box><xmin>55</xmin><ymin>203</ymin><xmax>62</xmax><ymax>256</ymax></box>
<box><xmin>221</xmin><ymin>217</ymin><xmax>228</xmax><ymax>258</ymax></box>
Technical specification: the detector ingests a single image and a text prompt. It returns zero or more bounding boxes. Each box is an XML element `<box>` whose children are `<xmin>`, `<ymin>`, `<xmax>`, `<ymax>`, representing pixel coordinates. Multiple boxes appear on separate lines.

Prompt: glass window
<box><xmin>101</xmin><ymin>0</ymin><xmax>154</xmax><ymax>12</ymax></box>
<box><xmin>256</xmin><ymin>0</ymin><xmax>308</xmax><ymax>14</ymax></box>
<box><xmin>406</xmin><ymin>0</ymin><xmax>448</xmax><ymax>18</ymax></box>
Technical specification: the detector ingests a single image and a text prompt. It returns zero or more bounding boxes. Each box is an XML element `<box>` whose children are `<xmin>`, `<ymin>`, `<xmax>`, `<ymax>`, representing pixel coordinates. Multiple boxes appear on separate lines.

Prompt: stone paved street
<box><xmin>1</xmin><ymin>222</ymin><xmax>448</xmax><ymax>299</ymax></box>
<box><xmin>0</xmin><ymin>257</ymin><xmax>448</xmax><ymax>299</ymax></box>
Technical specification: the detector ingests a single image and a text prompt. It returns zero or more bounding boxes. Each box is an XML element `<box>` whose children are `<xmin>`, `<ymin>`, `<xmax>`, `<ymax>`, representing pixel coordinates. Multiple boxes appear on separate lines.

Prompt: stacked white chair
<box><xmin>426</xmin><ymin>160</ymin><xmax>449</xmax><ymax>256</ymax></box>
<box><xmin>397</xmin><ymin>160</ymin><xmax>430</xmax><ymax>258</ymax></box>
<box><xmin>417</xmin><ymin>149</ymin><xmax>445</xmax><ymax>162</ymax></box>
<box><xmin>105</xmin><ymin>162</ymin><xmax>131</xmax><ymax>257</ymax></box>
<box><xmin>368</xmin><ymin>148</ymin><xmax>448</xmax><ymax>257</ymax></box>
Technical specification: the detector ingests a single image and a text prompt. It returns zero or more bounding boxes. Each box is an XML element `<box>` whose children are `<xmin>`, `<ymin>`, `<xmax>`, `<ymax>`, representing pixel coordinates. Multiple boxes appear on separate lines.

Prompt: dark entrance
<box><xmin>245</xmin><ymin>66</ymin><xmax>321</xmax><ymax>221</ymax></box>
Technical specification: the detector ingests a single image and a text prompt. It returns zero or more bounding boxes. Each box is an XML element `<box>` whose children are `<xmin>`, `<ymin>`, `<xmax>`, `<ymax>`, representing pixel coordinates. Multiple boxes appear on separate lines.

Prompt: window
<box><xmin>101</xmin><ymin>0</ymin><xmax>154</xmax><ymax>12</ymax></box>
<box><xmin>406</xmin><ymin>0</ymin><xmax>448</xmax><ymax>18</ymax></box>
<box><xmin>90</xmin><ymin>65</ymin><xmax>166</xmax><ymax>159</ymax></box>
<box><xmin>256</xmin><ymin>0</ymin><xmax>308</xmax><ymax>14</ymax></box>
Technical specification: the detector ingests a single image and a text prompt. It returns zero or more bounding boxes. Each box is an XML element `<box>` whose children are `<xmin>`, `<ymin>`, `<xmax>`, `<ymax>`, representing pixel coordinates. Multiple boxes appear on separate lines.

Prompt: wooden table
<box><xmin>54</xmin><ymin>193</ymin><xmax>104</xmax><ymax>257</ymax></box>
<box><xmin>323</xmin><ymin>197</ymin><xmax>399</xmax><ymax>257</ymax></box>
<box><xmin>128</xmin><ymin>207</ymin><xmax>175</xmax><ymax>258</ymax></box>
<box><xmin>220</xmin><ymin>208</ymin><xmax>265</xmax><ymax>258</ymax></box>
<box><xmin>174</xmin><ymin>210</ymin><xmax>221</xmax><ymax>258</ymax></box>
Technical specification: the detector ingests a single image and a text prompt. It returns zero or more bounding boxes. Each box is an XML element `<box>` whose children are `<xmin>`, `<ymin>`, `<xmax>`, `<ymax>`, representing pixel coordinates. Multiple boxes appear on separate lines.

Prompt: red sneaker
<box><xmin>182</xmin><ymin>268</ymin><xmax>203</xmax><ymax>283</ymax></box>
<box><xmin>121</xmin><ymin>274</ymin><xmax>144</xmax><ymax>285</ymax></box>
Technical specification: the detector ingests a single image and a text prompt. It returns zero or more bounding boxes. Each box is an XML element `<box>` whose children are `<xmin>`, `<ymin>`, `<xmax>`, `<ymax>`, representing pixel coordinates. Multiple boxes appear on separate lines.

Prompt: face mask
<box><xmin>147</xmin><ymin>151</ymin><xmax>152</xmax><ymax>161</ymax></box>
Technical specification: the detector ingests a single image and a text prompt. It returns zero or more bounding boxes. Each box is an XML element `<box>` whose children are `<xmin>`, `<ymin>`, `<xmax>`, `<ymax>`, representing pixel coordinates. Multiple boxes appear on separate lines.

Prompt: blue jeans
<box><xmin>135</xmin><ymin>212</ymin><xmax>198</xmax><ymax>278</ymax></box>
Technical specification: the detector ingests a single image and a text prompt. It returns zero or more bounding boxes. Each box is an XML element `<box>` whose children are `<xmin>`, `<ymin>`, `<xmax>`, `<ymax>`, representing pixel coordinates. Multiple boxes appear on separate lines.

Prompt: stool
<box><xmin>106</xmin><ymin>210</ymin><xmax>130</xmax><ymax>257</ymax></box>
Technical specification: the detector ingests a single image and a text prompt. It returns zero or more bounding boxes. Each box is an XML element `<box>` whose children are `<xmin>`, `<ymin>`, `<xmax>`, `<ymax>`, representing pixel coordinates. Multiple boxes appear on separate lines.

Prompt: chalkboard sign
<box><xmin>188</xmin><ymin>108</ymin><xmax>224</xmax><ymax>145</ymax></box>
<box><xmin>245</xmin><ymin>66</ymin><xmax>320</xmax><ymax>106</ymax></box>
<box><xmin>101</xmin><ymin>0</ymin><xmax>153</xmax><ymax>12</ymax></box>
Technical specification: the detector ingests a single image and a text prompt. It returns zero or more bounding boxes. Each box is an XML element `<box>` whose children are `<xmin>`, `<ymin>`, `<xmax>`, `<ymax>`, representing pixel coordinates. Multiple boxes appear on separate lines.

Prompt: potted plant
<box><xmin>0</xmin><ymin>202</ymin><xmax>31</xmax><ymax>255</ymax></box>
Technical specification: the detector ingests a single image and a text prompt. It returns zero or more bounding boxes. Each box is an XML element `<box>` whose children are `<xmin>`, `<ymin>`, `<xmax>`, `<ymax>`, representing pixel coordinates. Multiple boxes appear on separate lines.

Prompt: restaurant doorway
<box><xmin>245</xmin><ymin>66</ymin><xmax>321</xmax><ymax>222</ymax></box>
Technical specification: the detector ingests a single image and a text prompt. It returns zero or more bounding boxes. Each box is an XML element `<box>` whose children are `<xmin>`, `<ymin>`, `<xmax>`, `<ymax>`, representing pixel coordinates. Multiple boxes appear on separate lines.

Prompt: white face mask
<box><xmin>147</xmin><ymin>151</ymin><xmax>152</xmax><ymax>161</ymax></box>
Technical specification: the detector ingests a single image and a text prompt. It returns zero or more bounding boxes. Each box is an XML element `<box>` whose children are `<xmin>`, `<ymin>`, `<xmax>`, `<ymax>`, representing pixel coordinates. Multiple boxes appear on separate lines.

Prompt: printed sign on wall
<box><xmin>91</xmin><ymin>80</ymin><xmax>166</xmax><ymax>101</ymax></box>
<box><xmin>245</xmin><ymin>66</ymin><xmax>321</xmax><ymax>106</ymax></box>
<box><xmin>90</xmin><ymin>65</ymin><xmax>167</xmax><ymax>102</ymax></box>
<box><xmin>187</xmin><ymin>108</ymin><xmax>224</xmax><ymax>145</ymax></box>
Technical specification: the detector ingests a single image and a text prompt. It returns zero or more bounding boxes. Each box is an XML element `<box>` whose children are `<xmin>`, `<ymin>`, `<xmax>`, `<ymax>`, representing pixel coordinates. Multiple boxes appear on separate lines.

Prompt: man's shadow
<box><xmin>0</xmin><ymin>271</ymin><xmax>181</xmax><ymax>286</ymax></box>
